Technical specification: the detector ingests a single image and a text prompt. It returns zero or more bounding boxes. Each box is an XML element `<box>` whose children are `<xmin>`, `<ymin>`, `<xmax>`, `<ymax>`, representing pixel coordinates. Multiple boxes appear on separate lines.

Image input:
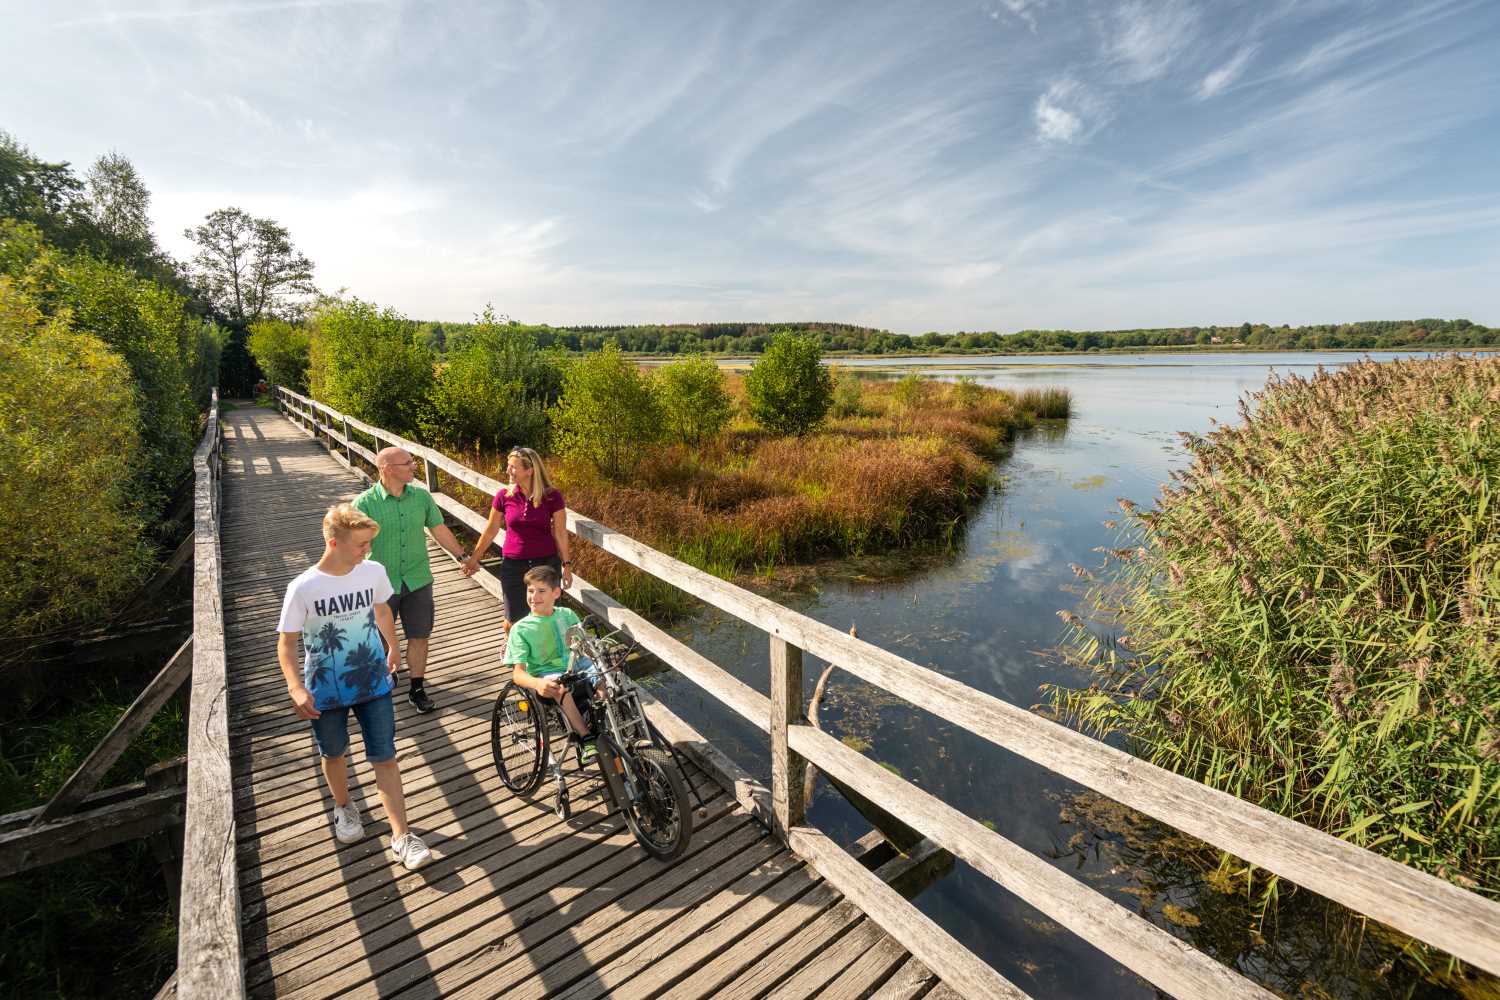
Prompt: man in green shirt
<box><xmin>354</xmin><ymin>446</ymin><xmax>475</xmax><ymax>713</ymax></box>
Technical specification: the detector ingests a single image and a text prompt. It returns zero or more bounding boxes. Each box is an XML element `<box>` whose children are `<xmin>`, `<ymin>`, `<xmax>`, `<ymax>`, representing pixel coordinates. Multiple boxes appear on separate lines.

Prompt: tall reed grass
<box><xmin>1050</xmin><ymin>356</ymin><xmax>1500</xmax><ymax>917</ymax></box>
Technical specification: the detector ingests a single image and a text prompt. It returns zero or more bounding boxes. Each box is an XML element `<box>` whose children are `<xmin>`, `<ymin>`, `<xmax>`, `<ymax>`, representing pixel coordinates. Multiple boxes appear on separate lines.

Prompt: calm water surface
<box><xmin>646</xmin><ymin>352</ymin><xmax>1473</xmax><ymax>998</ymax></box>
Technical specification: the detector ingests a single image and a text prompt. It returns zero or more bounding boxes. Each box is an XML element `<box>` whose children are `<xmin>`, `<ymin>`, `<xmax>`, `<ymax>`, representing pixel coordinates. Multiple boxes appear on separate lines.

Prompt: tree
<box><xmin>421</xmin><ymin>306</ymin><xmax>563</xmax><ymax>453</ymax></box>
<box><xmin>184</xmin><ymin>207</ymin><xmax>315</xmax><ymax>325</ymax></box>
<box><xmin>247</xmin><ymin>318</ymin><xmax>311</xmax><ymax>392</ymax></box>
<box><xmin>744</xmin><ymin>332</ymin><xmax>832</xmax><ymax>436</ymax></box>
<box><xmin>308</xmin><ymin>297</ymin><xmax>432</xmax><ymax>433</ymax></box>
<box><xmin>652</xmin><ymin>355</ymin><xmax>734</xmax><ymax>446</ymax></box>
<box><xmin>551</xmin><ymin>344</ymin><xmax>662</xmax><ymax>480</ymax></box>
<box><xmin>85</xmin><ymin>151</ymin><xmax>155</xmax><ymax>264</ymax></box>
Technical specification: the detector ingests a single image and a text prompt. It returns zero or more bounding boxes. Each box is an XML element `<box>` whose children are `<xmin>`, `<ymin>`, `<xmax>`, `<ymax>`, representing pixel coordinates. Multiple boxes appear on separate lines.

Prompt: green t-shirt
<box><xmin>503</xmin><ymin>607</ymin><xmax>582</xmax><ymax>677</ymax></box>
<box><xmin>352</xmin><ymin>482</ymin><xmax>444</xmax><ymax>593</ymax></box>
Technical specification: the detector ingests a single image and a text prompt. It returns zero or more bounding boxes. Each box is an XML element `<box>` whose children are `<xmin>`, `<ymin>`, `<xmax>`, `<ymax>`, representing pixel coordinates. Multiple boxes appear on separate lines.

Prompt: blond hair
<box><xmin>507</xmin><ymin>447</ymin><xmax>558</xmax><ymax>507</ymax></box>
<box><xmin>322</xmin><ymin>502</ymin><xmax>380</xmax><ymax>541</ymax></box>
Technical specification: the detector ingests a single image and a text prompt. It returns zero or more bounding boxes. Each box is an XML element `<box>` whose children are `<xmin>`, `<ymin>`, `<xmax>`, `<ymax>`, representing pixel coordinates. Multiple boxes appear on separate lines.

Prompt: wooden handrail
<box><xmin>177</xmin><ymin>389</ymin><xmax>245</xmax><ymax>1000</ymax></box>
<box><xmin>270</xmin><ymin>385</ymin><xmax>1500</xmax><ymax>991</ymax></box>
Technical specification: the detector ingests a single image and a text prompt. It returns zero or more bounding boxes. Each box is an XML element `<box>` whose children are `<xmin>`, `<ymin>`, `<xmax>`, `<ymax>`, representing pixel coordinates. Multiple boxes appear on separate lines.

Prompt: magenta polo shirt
<box><xmin>493</xmin><ymin>486</ymin><xmax>566</xmax><ymax>559</ymax></box>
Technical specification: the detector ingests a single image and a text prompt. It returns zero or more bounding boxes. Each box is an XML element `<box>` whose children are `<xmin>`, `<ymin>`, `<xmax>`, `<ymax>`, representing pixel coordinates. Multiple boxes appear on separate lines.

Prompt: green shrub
<box><xmin>421</xmin><ymin>307</ymin><xmax>563</xmax><ymax>453</ymax></box>
<box><xmin>551</xmin><ymin>343</ymin><xmax>662</xmax><ymax>480</ymax></box>
<box><xmin>247</xmin><ymin>318</ymin><xmax>311</xmax><ymax>392</ymax></box>
<box><xmin>189</xmin><ymin>322</ymin><xmax>226</xmax><ymax>409</ymax></box>
<box><xmin>891</xmin><ymin>372</ymin><xmax>927</xmax><ymax>411</ymax></box>
<box><xmin>947</xmin><ymin>375</ymin><xmax>983</xmax><ymax>408</ymax></box>
<box><xmin>829</xmin><ymin>366</ymin><xmax>864</xmax><ymax>417</ymax></box>
<box><xmin>1051</xmin><ymin>356</ymin><xmax>1500</xmax><ymax>901</ymax></box>
<box><xmin>653</xmin><ymin>355</ymin><xmax>734</xmax><ymax>446</ymax></box>
<box><xmin>745</xmin><ymin>332</ymin><xmax>832</xmax><ymax>435</ymax></box>
<box><xmin>308</xmin><ymin>297</ymin><xmax>433</xmax><ymax>434</ymax></box>
<box><xmin>0</xmin><ymin>277</ymin><xmax>150</xmax><ymax>635</ymax></box>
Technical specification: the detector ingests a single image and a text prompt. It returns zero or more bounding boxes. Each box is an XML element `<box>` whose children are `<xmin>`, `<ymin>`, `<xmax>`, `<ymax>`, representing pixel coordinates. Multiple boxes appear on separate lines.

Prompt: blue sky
<box><xmin>5</xmin><ymin>0</ymin><xmax>1499</xmax><ymax>333</ymax></box>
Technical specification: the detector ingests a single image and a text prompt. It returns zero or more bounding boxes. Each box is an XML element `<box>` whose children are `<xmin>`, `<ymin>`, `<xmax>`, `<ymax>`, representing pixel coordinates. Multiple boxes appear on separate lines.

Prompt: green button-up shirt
<box><xmin>353</xmin><ymin>482</ymin><xmax>444</xmax><ymax>593</ymax></box>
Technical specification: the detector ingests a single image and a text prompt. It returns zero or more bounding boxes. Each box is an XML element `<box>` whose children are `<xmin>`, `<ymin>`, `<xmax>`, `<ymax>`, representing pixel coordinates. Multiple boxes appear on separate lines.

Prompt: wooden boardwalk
<box><xmin>220</xmin><ymin>406</ymin><xmax>948</xmax><ymax>1000</ymax></box>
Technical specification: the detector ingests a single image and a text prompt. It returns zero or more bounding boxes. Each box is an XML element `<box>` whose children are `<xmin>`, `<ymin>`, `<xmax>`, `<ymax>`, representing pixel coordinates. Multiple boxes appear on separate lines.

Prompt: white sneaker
<box><xmin>332</xmin><ymin>801</ymin><xmax>363</xmax><ymax>844</ymax></box>
<box><xmin>390</xmin><ymin>831</ymin><xmax>431</xmax><ymax>870</ymax></box>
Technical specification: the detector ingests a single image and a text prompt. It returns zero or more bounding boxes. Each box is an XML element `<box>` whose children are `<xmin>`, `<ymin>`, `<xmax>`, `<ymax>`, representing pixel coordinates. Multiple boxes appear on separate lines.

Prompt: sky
<box><xmin>4</xmin><ymin>0</ymin><xmax>1499</xmax><ymax>334</ymax></box>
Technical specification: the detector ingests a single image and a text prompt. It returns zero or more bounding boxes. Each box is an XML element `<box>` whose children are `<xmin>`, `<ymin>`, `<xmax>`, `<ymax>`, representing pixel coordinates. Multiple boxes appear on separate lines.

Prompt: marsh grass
<box><xmin>1016</xmin><ymin>386</ymin><xmax>1073</xmax><ymax>419</ymax></box>
<box><xmin>1049</xmin><ymin>356</ymin><xmax>1500</xmax><ymax>949</ymax></box>
<box><xmin>449</xmin><ymin>376</ymin><xmax>1070</xmax><ymax>617</ymax></box>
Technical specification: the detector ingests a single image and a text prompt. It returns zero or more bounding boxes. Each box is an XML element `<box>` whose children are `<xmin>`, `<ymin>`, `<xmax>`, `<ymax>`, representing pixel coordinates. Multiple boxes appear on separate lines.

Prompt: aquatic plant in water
<box><xmin>1050</xmin><ymin>356</ymin><xmax>1500</xmax><ymax>925</ymax></box>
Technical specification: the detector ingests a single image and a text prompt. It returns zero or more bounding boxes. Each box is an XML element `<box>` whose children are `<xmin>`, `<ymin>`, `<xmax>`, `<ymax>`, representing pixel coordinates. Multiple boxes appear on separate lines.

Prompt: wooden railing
<box><xmin>274</xmin><ymin>386</ymin><xmax>1500</xmax><ymax>998</ymax></box>
<box><xmin>176</xmin><ymin>389</ymin><xmax>245</xmax><ymax>1000</ymax></box>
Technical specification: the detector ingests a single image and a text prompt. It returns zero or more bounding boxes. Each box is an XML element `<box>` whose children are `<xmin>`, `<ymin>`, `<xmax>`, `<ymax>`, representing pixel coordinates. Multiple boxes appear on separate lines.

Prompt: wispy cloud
<box><xmin>1102</xmin><ymin>0</ymin><xmax>1200</xmax><ymax>83</ymax></box>
<box><xmin>1196</xmin><ymin>45</ymin><xmax>1257</xmax><ymax>99</ymax></box>
<box><xmin>1034</xmin><ymin>79</ymin><xmax>1107</xmax><ymax>144</ymax></box>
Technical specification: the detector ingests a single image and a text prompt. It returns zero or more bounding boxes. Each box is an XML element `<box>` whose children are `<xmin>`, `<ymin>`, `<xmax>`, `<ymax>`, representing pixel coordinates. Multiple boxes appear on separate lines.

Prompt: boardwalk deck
<box><xmin>222</xmin><ymin>406</ymin><xmax>939</xmax><ymax>999</ymax></box>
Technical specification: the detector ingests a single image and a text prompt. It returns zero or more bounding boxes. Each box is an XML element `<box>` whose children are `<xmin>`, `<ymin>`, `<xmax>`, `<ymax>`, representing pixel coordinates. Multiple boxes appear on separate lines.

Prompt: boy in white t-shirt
<box><xmin>276</xmin><ymin>502</ymin><xmax>430</xmax><ymax>869</ymax></box>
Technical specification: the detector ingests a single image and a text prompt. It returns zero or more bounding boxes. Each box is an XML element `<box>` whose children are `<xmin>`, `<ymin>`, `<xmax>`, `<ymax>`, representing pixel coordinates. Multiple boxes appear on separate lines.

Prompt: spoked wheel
<box><xmin>621</xmin><ymin>747</ymin><xmax>693</xmax><ymax>861</ymax></box>
<box><xmin>491</xmin><ymin>682</ymin><xmax>546</xmax><ymax>794</ymax></box>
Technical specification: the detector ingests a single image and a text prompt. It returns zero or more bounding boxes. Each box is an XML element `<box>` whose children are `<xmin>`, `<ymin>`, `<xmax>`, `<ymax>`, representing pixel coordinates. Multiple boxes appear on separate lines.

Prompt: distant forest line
<box><xmin>412</xmin><ymin>317</ymin><xmax>1497</xmax><ymax>356</ymax></box>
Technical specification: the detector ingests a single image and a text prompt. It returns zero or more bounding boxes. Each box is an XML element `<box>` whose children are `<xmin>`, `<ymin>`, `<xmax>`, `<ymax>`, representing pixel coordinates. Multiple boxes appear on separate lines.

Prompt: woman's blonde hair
<box><xmin>507</xmin><ymin>447</ymin><xmax>558</xmax><ymax>506</ymax></box>
<box><xmin>322</xmin><ymin>502</ymin><xmax>380</xmax><ymax>541</ymax></box>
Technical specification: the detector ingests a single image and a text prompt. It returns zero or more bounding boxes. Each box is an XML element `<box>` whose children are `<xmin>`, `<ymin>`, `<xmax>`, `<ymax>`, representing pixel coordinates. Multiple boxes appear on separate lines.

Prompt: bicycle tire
<box><xmin>621</xmin><ymin>746</ymin><xmax>693</xmax><ymax>861</ymax></box>
<box><xmin>491</xmin><ymin>682</ymin><xmax>546</xmax><ymax>795</ymax></box>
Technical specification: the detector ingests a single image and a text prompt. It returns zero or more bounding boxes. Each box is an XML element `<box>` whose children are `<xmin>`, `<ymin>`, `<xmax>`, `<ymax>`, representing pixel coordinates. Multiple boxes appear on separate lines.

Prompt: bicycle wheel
<box><xmin>491</xmin><ymin>682</ymin><xmax>546</xmax><ymax>794</ymax></box>
<box><xmin>620</xmin><ymin>746</ymin><xmax>693</xmax><ymax>861</ymax></box>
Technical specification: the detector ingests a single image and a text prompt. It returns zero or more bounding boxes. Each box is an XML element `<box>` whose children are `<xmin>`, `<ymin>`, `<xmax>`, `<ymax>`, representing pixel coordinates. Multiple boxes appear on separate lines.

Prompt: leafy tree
<box><xmin>421</xmin><ymin>306</ymin><xmax>562</xmax><ymax>453</ymax></box>
<box><xmin>247</xmin><ymin>318</ymin><xmax>311</xmax><ymax>392</ymax></box>
<box><xmin>308</xmin><ymin>297</ymin><xmax>433</xmax><ymax>433</ymax></box>
<box><xmin>184</xmin><ymin>207</ymin><xmax>315</xmax><ymax>325</ymax></box>
<box><xmin>829</xmin><ymin>365</ymin><xmax>864</xmax><ymax>417</ymax></box>
<box><xmin>84</xmin><ymin>151</ymin><xmax>155</xmax><ymax>265</ymax></box>
<box><xmin>551</xmin><ymin>344</ymin><xmax>662</xmax><ymax>480</ymax></box>
<box><xmin>651</xmin><ymin>355</ymin><xmax>734</xmax><ymax>446</ymax></box>
<box><xmin>189</xmin><ymin>321</ymin><xmax>227</xmax><ymax>408</ymax></box>
<box><xmin>744</xmin><ymin>332</ymin><xmax>832</xmax><ymax>435</ymax></box>
<box><xmin>0</xmin><ymin>131</ymin><xmax>90</xmax><ymax>251</ymax></box>
<box><xmin>0</xmin><ymin>276</ymin><xmax>151</xmax><ymax>635</ymax></box>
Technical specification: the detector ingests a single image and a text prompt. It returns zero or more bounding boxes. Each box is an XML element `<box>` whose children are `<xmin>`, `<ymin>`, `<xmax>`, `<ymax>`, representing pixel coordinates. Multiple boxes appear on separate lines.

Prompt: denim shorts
<box><xmin>309</xmin><ymin>694</ymin><xmax>397</xmax><ymax>762</ymax></box>
<box><xmin>387</xmin><ymin>582</ymin><xmax>435</xmax><ymax>639</ymax></box>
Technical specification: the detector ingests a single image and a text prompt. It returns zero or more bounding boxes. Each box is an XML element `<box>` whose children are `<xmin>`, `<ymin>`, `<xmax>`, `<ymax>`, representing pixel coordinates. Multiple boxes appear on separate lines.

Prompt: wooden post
<box><xmin>769</xmin><ymin>635</ymin><xmax>805</xmax><ymax>839</ymax></box>
<box><xmin>423</xmin><ymin>455</ymin><xmax>440</xmax><ymax>494</ymax></box>
<box><xmin>342</xmin><ymin>417</ymin><xmax>354</xmax><ymax>466</ymax></box>
<box><xmin>145</xmin><ymin>757</ymin><xmax>188</xmax><ymax>919</ymax></box>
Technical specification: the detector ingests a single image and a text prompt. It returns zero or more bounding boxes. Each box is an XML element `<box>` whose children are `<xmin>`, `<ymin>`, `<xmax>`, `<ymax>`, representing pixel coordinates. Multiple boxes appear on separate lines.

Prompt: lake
<box><xmin>646</xmin><ymin>351</ymin><xmax>1477</xmax><ymax>998</ymax></box>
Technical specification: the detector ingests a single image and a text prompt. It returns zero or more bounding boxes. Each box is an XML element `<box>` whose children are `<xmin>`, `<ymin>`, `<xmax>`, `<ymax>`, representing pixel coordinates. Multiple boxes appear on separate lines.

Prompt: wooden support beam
<box><xmin>0</xmin><ymin>786</ymin><xmax>185</xmax><ymax>878</ymax></box>
<box><xmin>33</xmin><ymin>637</ymin><xmax>194</xmax><ymax>825</ymax></box>
<box><xmin>770</xmin><ymin>635</ymin><xmax>806</xmax><ymax>839</ymax></box>
<box><xmin>0</xmin><ymin>778</ymin><xmax>152</xmax><ymax>834</ymax></box>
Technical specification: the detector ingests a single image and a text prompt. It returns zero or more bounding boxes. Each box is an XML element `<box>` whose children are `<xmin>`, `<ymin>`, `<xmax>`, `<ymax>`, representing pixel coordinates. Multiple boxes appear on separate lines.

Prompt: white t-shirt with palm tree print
<box><xmin>277</xmin><ymin>560</ymin><xmax>395</xmax><ymax>710</ymax></box>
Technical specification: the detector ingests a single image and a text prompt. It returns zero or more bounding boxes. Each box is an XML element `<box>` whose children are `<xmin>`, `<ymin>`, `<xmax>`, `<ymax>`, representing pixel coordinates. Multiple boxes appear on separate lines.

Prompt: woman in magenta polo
<box><xmin>463</xmin><ymin>447</ymin><xmax>574</xmax><ymax>627</ymax></box>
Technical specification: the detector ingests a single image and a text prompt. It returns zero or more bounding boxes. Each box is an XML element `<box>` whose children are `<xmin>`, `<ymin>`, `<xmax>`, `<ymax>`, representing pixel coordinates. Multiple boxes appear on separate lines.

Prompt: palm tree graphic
<box><xmin>341</xmin><ymin>643</ymin><xmax>387</xmax><ymax>701</ymax></box>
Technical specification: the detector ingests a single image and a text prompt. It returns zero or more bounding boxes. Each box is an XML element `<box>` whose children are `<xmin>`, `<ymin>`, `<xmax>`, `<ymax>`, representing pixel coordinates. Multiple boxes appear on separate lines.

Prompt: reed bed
<box><xmin>1050</xmin><ymin>355</ymin><xmax>1500</xmax><ymax>916</ymax></box>
<box><xmin>451</xmin><ymin>377</ymin><xmax>1070</xmax><ymax>617</ymax></box>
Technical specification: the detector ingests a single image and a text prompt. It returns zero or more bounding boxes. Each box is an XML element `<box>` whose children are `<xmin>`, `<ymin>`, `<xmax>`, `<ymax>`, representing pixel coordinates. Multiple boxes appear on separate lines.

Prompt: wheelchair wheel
<box><xmin>491</xmin><ymin>682</ymin><xmax>546</xmax><ymax>794</ymax></box>
<box><xmin>621</xmin><ymin>747</ymin><xmax>693</xmax><ymax>861</ymax></box>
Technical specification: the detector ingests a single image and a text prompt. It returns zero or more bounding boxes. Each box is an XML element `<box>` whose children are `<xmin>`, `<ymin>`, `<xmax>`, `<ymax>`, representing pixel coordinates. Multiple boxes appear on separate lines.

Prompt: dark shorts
<box><xmin>498</xmin><ymin>555</ymin><xmax>561</xmax><ymax>623</ymax></box>
<box><xmin>309</xmin><ymin>694</ymin><xmax>396</xmax><ymax>762</ymax></box>
<box><xmin>539</xmin><ymin>671</ymin><xmax>597</xmax><ymax>735</ymax></box>
<box><xmin>387</xmin><ymin>582</ymin><xmax>435</xmax><ymax>639</ymax></box>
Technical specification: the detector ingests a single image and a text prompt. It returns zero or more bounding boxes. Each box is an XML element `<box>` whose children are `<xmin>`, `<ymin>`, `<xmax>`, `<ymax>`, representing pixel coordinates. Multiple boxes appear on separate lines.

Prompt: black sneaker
<box><xmin>408</xmin><ymin>685</ymin><xmax>435</xmax><ymax>714</ymax></box>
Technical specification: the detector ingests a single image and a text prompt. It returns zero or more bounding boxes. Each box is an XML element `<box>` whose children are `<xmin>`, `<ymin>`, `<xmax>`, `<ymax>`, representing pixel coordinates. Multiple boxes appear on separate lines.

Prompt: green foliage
<box><xmin>1015</xmin><ymin>386</ymin><xmax>1073</xmax><ymax>419</ymax></box>
<box><xmin>247</xmin><ymin>318</ymin><xmax>311</xmax><ymax>392</ymax></box>
<box><xmin>309</xmin><ymin>297</ymin><xmax>433</xmax><ymax>434</ymax></box>
<box><xmin>183</xmin><ymin>207</ymin><xmax>315</xmax><ymax>325</ymax></box>
<box><xmin>189</xmin><ymin>322</ymin><xmax>226</xmax><ymax>409</ymax></box>
<box><xmin>829</xmin><ymin>365</ymin><xmax>864</xmax><ymax>417</ymax></box>
<box><xmin>745</xmin><ymin>332</ymin><xmax>833</xmax><ymax>436</ymax></box>
<box><xmin>551</xmin><ymin>344</ymin><xmax>663</xmax><ymax>480</ymax></box>
<box><xmin>421</xmin><ymin>306</ymin><xmax>563</xmax><ymax>453</ymax></box>
<box><xmin>890</xmin><ymin>372</ymin><xmax>927</xmax><ymax>411</ymax></box>
<box><xmin>0</xmin><ymin>277</ymin><xmax>151</xmax><ymax>635</ymax></box>
<box><xmin>946</xmin><ymin>375</ymin><xmax>984</xmax><ymax>408</ymax></box>
<box><xmin>1051</xmin><ymin>356</ymin><xmax>1500</xmax><ymax>901</ymax></box>
<box><xmin>652</xmin><ymin>355</ymin><xmax>734</xmax><ymax>446</ymax></box>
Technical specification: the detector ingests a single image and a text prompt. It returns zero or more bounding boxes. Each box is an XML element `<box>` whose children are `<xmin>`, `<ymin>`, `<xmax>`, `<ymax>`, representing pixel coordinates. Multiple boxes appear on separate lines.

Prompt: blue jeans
<box><xmin>309</xmin><ymin>694</ymin><xmax>397</xmax><ymax>763</ymax></box>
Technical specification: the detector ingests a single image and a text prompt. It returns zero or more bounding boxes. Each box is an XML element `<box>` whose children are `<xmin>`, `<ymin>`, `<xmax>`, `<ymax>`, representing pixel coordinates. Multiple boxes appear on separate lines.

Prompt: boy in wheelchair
<box><xmin>503</xmin><ymin>565</ymin><xmax>598</xmax><ymax>763</ymax></box>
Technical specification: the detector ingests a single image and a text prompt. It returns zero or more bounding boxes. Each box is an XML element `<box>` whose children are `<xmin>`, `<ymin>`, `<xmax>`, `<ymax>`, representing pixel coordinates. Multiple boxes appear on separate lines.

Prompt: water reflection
<box><xmin>649</xmin><ymin>351</ymin><xmax>1477</xmax><ymax>998</ymax></box>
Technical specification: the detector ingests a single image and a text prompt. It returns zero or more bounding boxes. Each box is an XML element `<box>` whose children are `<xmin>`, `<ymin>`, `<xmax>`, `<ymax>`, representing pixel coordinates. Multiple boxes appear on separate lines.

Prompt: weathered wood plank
<box><xmin>34</xmin><ymin>637</ymin><xmax>194</xmax><ymax>823</ymax></box>
<box><xmin>790</xmin><ymin>723</ymin><xmax>1274</xmax><ymax>1000</ymax></box>
<box><xmin>0</xmin><ymin>786</ymin><xmax>185</xmax><ymax>877</ymax></box>
<box><xmin>177</xmin><ymin>390</ymin><xmax>246</xmax><ymax>1000</ymax></box>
